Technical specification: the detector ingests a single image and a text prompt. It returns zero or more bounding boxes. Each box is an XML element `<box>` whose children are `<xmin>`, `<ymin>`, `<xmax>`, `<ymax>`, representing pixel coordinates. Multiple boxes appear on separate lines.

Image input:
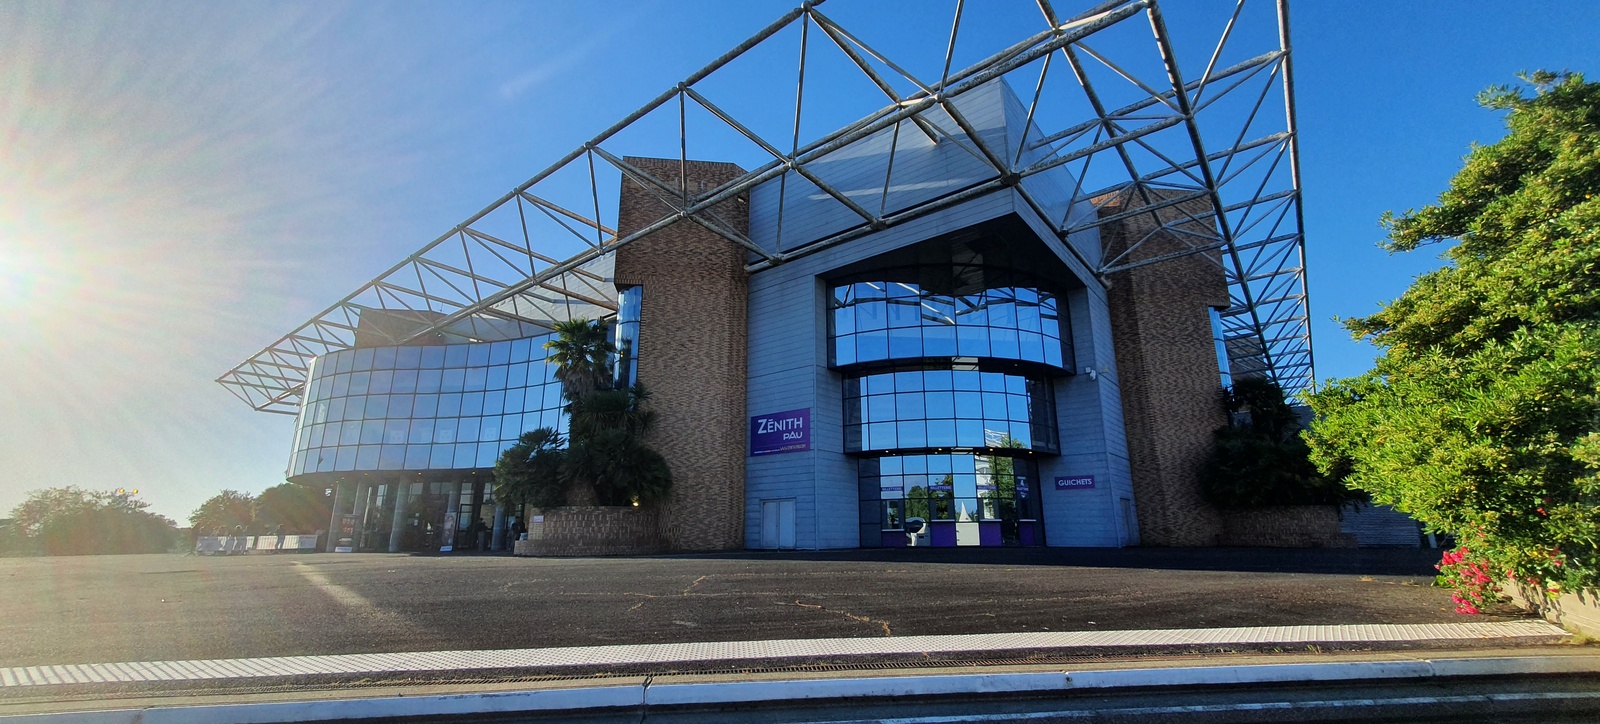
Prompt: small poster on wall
<box><xmin>750</xmin><ymin>408</ymin><xmax>810</xmax><ymax>456</ymax></box>
<box><xmin>334</xmin><ymin>514</ymin><xmax>358</xmax><ymax>553</ymax></box>
<box><xmin>439</xmin><ymin>511</ymin><xmax>458</xmax><ymax>552</ymax></box>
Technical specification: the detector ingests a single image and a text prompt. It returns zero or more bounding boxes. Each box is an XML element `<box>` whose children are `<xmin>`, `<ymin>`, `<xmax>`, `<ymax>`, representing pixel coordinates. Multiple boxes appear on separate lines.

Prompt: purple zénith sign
<box><xmin>750</xmin><ymin>408</ymin><xmax>810</xmax><ymax>456</ymax></box>
<box><xmin>1055</xmin><ymin>475</ymin><xmax>1095</xmax><ymax>490</ymax></box>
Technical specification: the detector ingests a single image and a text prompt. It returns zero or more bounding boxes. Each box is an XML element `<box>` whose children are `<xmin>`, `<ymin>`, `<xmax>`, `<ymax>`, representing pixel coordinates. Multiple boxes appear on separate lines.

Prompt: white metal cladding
<box><xmin>221</xmin><ymin>0</ymin><xmax>1314</xmax><ymax>414</ymax></box>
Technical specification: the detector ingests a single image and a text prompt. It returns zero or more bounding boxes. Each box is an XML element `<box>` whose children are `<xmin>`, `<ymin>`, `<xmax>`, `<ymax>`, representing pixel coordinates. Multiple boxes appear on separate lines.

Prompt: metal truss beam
<box><xmin>221</xmin><ymin>0</ymin><xmax>1314</xmax><ymax>412</ymax></box>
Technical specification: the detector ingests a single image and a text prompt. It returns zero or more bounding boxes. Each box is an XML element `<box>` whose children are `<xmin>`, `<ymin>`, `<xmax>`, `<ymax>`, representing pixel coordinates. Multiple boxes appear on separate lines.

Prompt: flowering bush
<box><xmin>1306</xmin><ymin>73</ymin><xmax>1600</xmax><ymax>603</ymax></box>
<box><xmin>1436</xmin><ymin>533</ymin><xmax>1580</xmax><ymax>614</ymax></box>
<box><xmin>1435</xmin><ymin>546</ymin><xmax>1497</xmax><ymax>614</ymax></box>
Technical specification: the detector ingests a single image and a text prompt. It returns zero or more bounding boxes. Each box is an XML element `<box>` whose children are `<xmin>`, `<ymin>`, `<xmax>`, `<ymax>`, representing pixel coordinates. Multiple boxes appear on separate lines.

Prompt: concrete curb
<box><xmin>4</xmin><ymin>655</ymin><xmax>1598</xmax><ymax>724</ymax></box>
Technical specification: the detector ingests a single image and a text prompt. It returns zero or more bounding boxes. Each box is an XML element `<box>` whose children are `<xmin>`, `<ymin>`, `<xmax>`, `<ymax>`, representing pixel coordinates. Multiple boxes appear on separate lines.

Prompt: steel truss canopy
<box><xmin>220</xmin><ymin>0</ymin><xmax>1313</xmax><ymax>414</ymax></box>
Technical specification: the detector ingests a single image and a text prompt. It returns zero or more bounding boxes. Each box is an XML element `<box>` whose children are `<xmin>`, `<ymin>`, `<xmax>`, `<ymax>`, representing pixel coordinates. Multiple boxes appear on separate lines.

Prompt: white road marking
<box><xmin>0</xmin><ymin>620</ymin><xmax>1565</xmax><ymax>687</ymax></box>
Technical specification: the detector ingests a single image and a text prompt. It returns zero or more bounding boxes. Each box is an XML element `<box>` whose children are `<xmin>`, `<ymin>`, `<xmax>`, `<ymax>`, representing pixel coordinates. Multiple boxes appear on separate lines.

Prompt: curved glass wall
<box><xmin>288</xmin><ymin>335</ymin><xmax>566</xmax><ymax>476</ymax></box>
<box><xmin>844</xmin><ymin>368</ymin><xmax>1058</xmax><ymax>453</ymax></box>
<box><xmin>858</xmin><ymin>453</ymin><xmax>1043</xmax><ymax>548</ymax></box>
<box><xmin>832</xmin><ymin>261</ymin><xmax>1067</xmax><ymax>548</ymax></box>
<box><xmin>829</xmin><ymin>271</ymin><xmax>1068</xmax><ymax>369</ymax></box>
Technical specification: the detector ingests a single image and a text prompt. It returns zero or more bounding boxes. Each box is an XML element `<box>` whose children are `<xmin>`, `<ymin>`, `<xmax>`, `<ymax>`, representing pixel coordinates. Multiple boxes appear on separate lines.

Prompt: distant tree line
<box><xmin>1</xmin><ymin>482</ymin><xmax>332</xmax><ymax>557</ymax></box>
<box><xmin>2</xmin><ymin>487</ymin><xmax>178</xmax><ymax>556</ymax></box>
<box><xmin>188</xmin><ymin>483</ymin><xmax>332</xmax><ymax>537</ymax></box>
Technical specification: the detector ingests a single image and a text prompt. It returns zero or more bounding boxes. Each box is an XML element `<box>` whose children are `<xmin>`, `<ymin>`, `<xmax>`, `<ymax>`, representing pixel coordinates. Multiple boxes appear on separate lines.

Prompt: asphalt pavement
<box><xmin>0</xmin><ymin>547</ymin><xmax>1521</xmax><ymax>669</ymax></box>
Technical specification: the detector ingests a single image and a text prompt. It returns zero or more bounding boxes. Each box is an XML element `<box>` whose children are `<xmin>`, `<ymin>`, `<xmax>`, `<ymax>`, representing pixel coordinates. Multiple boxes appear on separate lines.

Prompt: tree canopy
<box><xmin>1305</xmin><ymin>72</ymin><xmax>1600</xmax><ymax>593</ymax></box>
<box><xmin>189</xmin><ymin>490</ymin><xmax>256</xmax><ymax>534</ymax></box>
<box><xmin>253</xmin><ymin>483</ymin><xmax>332</xmax><ymax>534</ymax></box>
<box><xmin>1200</xmin><ymin>377</ymin><xmax>1356</xmax><ymax>509</ymax></box>
<box><xmin>544</xmin><ymin>318</ymin><xmax>615</xmax><ymax>404</ymax></box>
<box><xmin>7</xmin><ymin>487</ymin><xmax>178</xmax><ymax>555</ymax></box>
<box><xmin>496</xmin><ymin>319</ymin><xmax>673</xmax><ymax>509</ymax></box>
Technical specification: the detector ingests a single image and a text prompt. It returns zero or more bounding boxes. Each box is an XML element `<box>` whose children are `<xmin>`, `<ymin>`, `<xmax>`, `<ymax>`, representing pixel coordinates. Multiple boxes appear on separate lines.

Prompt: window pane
<box><xmin>488</xmin><ymin>341</ymin><xmax>511</xmax><ymax>366</ymax></box>
<box><xmin>404</xmin><ymin>444</ymin><xmax>431</xmax><ymax>470</ymax></box>
<box><xmin>457</xmin><ymin>417</ymin><xmax>480</xmax><ymax>443</ymax></box>
<box><xmin>379</xmin><ymin>444</ymin><xmax>406</xmax><ymax>470</ymax></box>
<box><xmin>444</xmin><ymin>345</ymin><xmax>469</xmax><ymax>368</ymax></box>
<box><xmin>391</xmin><ymin>369</ymin><xmax>418</xmax><ymax>394</ymax></box>
<box><xmin>433</xmin><ymin>417</ymin><xmax>457</xmax><ymax>444</ymax></box>
<box><xmin>355</xmin><ymin>445</ymin><xmax>380</xmax><ymax>470</ymax></box>
<box><xmin>408</xmin><ymin>418</ymin><xmax>434</xmax><ymax>445</ymax></box>
<box><xmin>384</xmin><ymin>419</ymin><xmax>409</xmax><ymax>445</ymax></box>
<box><xmin>396</xmin><ymin>346</ymin><xmax>422</xmax><ymax>369</ymax></box>
<box><xmin>420</xmin><ymin>346</ymin><xmax>446</xmax><ymax>369</ymax></box>
<box><xmin>430</xmin><ymin>444</ymin><xmax>454</xmax><ymax>469</ymax></box>
<box><xmin>437</xmin><ymin>393</ymin><xmax>462</xmax><ymax>417</ymax></box>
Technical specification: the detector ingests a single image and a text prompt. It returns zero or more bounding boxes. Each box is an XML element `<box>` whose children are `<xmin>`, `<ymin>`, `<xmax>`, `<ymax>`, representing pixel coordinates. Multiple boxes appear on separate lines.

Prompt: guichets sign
<box><xmin>750</xmin><ymin>408</ymin><xmax>810</xmax><ymax>456</ymax></box>
<box><xmin>1055</xmin><ymin>475</ymin><xmax>1095</xmax><ymax>490</ymax></box>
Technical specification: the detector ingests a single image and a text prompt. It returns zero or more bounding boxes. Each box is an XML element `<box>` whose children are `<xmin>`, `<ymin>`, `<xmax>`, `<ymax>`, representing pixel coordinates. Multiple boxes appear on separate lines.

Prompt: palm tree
<box><xmin>543</xmin><ymin>318</ymin><xmax>615</xmax><ymax>404</ymax></box>
<box><xmin>494</xmin><ymin>428</ymin><xmax>568</xmax><ymax>509</ymax></box>
<box><xmin>563</xmin><ymin>385</ymin><xmax>670</xmax><ymax>506</ymax></box>
<box><xmin>516</xmin><ymin>317</ymin><xmax>672</xmax><ymax>508</ymax></box>
<box><xmin>566</xmin><ymin>384</ymin><xmax>656</xmax><ymax>441</ymax></box>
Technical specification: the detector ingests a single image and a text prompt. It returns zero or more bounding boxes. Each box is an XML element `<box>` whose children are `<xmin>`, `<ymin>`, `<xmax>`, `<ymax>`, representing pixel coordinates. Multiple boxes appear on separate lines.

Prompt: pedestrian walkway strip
<box><xmin>0</xmin><ymin>621</ymin><xmax>1565</xmax><ymax>688</ymax></box>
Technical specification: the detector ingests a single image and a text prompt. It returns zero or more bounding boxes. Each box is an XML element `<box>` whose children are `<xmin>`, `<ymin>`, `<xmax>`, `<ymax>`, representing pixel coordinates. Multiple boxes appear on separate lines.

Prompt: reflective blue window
<box><xmin>372</xmin><ymin>347</ymin><xmax>397</xmax><ymax>370</ymax></box>
<box><xmin>858</xmin><ymin>453</ymin><xmax>1043</xmax><ymax>548</ymax></box>
<box><xmin>842</xmin><ymin>368</ymin><xmax>1057</xmax><ymax>453</ymax></box>
<box><xmin>829</xmin><ymin>270</ymin><xmax>1069</xmax><ymax>369</ymax></box>
<box><xmin>420</xmin><ymin>346</ymin><xmax>446</xmax><ymax>369</ymax></box>
<box><xmin>396</xmin><ymin>346</ymin><xmax>422</xmax><ymax>369</ymax></box>
<box><xmin>291</xmin><ymin>332</ymin><xmax>571</xmax><ymax>476</ymax></box>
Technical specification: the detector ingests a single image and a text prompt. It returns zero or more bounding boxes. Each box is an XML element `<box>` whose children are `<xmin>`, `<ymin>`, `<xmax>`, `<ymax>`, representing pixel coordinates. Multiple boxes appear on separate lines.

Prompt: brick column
<box><xmin>1097</xmin><ymin>190</ymin><xmax>1230</xmax><ymax>546</ymax></box>
<box><xmin>613</xmin><ymin>157</ymin><xmax>750</xmax><ymax>552</ymax></box>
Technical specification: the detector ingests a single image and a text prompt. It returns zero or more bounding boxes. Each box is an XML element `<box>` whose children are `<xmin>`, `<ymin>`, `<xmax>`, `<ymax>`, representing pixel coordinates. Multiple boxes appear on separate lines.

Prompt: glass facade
<box><xmin>844</xmin><ymin>368</ymin><xmax>1058</xmax><ymax>453</ymax></box>
<box><xmin>858</xmin><ymin>453</ymin><xmax>1043</xmax><ymax>548</ymax></box>
<box><xmin>831</xmin><ymin>258</ymin><xmax>1069</xmax><ymax>548</ymax></box>
<box><xmin>289</xmin><ymin>335</ymin><xmax>567</xmax><ymax>477</ymax></box>
<box><xmin>830</xmin><ymin>273</ymin><xmax>1068</xmax><ymax>369</ymax></box>
<box><xmin>613</xmin><ymin>286</ymin><xmax>641</xmax><ymax>389</ymax></box>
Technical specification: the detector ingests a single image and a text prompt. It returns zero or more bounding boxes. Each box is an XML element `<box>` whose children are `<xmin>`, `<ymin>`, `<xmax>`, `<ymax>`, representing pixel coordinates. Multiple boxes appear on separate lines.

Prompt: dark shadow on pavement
<box><xmin>634</xmin><ymin>547</ymin><xmax>1445</xmax><ymax>577</ymax></box>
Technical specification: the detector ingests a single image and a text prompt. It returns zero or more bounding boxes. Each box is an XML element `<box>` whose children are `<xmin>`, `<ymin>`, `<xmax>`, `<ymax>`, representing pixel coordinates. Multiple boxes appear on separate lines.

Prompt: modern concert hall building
<box><xmin>220</xmin><ymin>1</ymin><xmax>1319</xmax><ymax>553</ymax></box>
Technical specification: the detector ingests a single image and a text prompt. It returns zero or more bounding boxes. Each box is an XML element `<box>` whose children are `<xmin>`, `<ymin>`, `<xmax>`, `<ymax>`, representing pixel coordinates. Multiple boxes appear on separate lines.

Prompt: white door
<box><xmin>761</xmin><ymin>499</ymin><xmax>796</xmax><ymax>549</ymax></box>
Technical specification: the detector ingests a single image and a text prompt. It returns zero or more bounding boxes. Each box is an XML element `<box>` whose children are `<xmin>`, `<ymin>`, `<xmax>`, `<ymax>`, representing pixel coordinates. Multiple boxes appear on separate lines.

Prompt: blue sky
<box><xmin>2</xmin><ymin>0</ymin><xmax>1596</xmax><ymax>522</ymax></box>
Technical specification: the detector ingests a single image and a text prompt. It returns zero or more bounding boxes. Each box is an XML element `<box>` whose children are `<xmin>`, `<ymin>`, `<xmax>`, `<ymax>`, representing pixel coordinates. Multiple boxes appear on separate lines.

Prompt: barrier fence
<box><xmin>194</xmin><ymin>534</ymin><xmax>320</xmax><ymax>555</ymax></box>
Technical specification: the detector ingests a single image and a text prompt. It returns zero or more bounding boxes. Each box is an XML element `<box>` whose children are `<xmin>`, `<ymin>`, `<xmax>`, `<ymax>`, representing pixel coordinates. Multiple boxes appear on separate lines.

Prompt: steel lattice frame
<box><xmin>220</xmin><ymin>0</ymin><xmax>1313</xmax><ymax>414</ymax></box>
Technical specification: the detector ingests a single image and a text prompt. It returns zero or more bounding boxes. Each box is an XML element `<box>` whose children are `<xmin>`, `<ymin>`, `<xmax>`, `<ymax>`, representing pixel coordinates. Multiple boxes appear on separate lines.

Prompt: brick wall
<box><xmin>1219</xmin><ymin>505</ymin><xmax>1356</xmax><ymax>548</ymax></box>
<box><xmin>514</xmin><ymin>506</ymin><xmax>666</xmax><ymax>556</ymax></box>
<box><xmin>1098</xmin><ymin>190</ymin><xmax>1229</xmax><ymax>546</ymax></box>
<box><xmin>613</xmin><ymin>157</ymin><xmax>750</xmax><ymax>552</ymax></box>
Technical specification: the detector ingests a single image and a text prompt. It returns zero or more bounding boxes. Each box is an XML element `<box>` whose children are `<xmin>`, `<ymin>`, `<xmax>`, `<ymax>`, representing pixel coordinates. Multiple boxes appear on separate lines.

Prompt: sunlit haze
<box><xmin>2</xmin><ymin>0</ymin><xmax>1597</xmax><ymax>523</ymax></box>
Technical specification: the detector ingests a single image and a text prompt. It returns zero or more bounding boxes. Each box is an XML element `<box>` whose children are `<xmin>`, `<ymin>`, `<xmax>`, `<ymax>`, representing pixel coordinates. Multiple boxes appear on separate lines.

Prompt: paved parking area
<box><xmin>0</xmin><ymin>548</ymin><xmax>1518</xmax><ymax>668</ymax></box>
